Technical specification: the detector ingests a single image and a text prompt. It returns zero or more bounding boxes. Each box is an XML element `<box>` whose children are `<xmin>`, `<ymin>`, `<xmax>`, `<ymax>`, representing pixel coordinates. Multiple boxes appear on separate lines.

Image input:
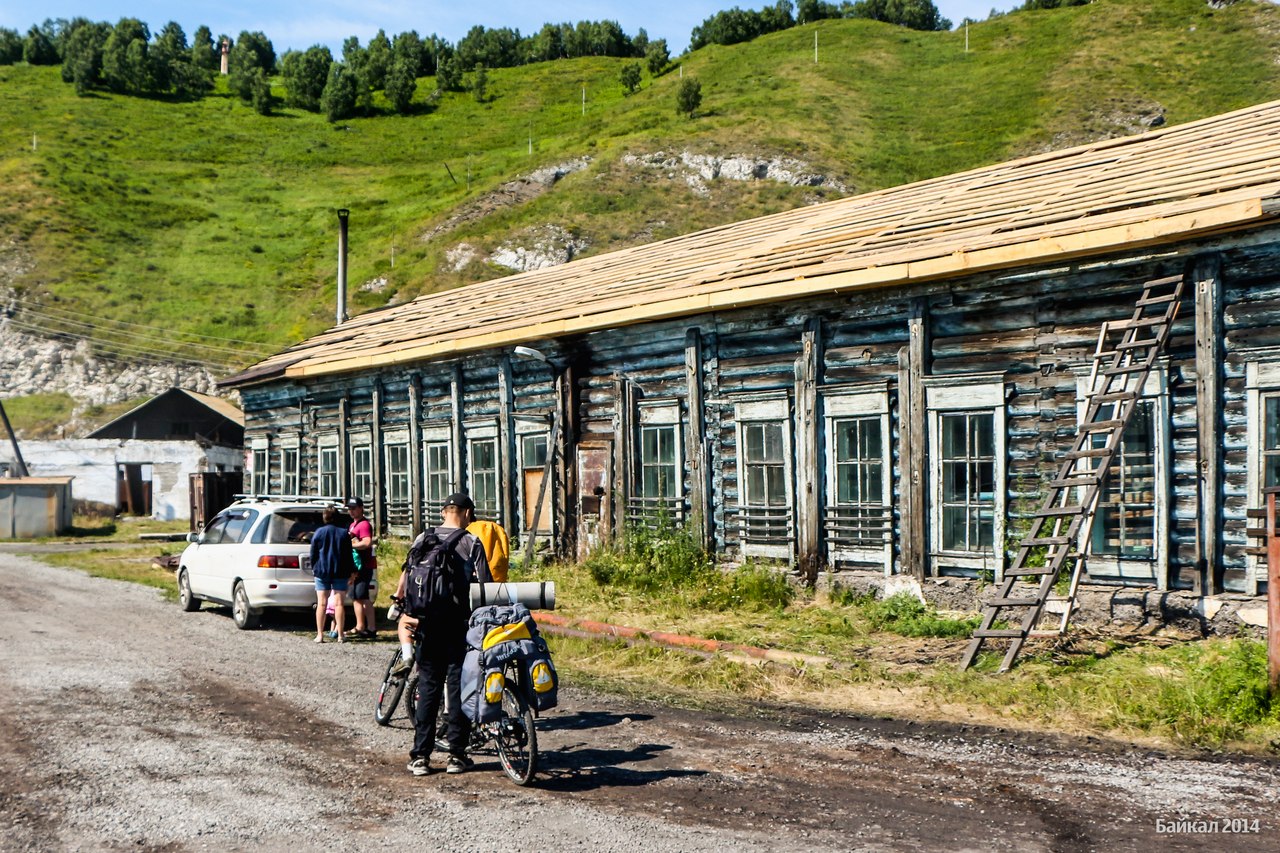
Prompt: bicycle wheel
<box><xmin>405</xmin><ymin>673</ymin><xmax>418</xmax><ymax>720</ymax></box>
<box><xmin>374</xmin><ymin>651</ymin><xmax>407</xmax><ymax>726</ymax></box>
<box><xmin>494</xmin><ymin>682</ymin><xmax>538</xmax><ymax>786</ymax></box>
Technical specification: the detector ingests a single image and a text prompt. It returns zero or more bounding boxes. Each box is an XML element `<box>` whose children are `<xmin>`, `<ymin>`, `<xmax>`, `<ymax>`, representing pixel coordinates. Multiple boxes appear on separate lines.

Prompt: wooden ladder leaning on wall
<box><xmin>958</xmin><ymin>273</ymin><xmax>1187</xmax><ymax>673</ymax></box>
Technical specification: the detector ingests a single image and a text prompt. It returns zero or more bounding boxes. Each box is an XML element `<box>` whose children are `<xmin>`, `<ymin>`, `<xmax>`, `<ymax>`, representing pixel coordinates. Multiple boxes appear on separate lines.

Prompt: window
<box><xmin>734</xmin><ymin>396</ymin><xmax>793</xmax><ymax>559</ymax></box>
<box><xmin>824</xmin><ymin>389</ymin><xmax>892</xmax><ymax>567</ymax></box>
<box><xmin>632</xmin><ymin>402</ymin><xmax>682</xmax><ymax>525</ymax></box>
<box><xmin>520</xmin><ymin>431</ymin><xmax>551</xmax><ymax>533</ymax></box>
<box><xmin>939</xmin><ymin>412</ymin><xmax>996</xmax><ymax>553</ymax></box>
<box><xmin>424</xmin><ymin>439</ymin><xmax>452</xmax><ymax>517</ymax></box>
<box><xmin>319</xmin><ymin>438</ymin><xmax>339</xmax><ymax>497</ymax></box>
<box><xmin>251</xmin><ymin>442</ymin><xmax>268</xmax><ymax>495</ymax></box>
<box><xmin>204</xmin><ymin>509</ymin><xmax>259</xmax><ymax>544</ymax></box>
<box><xmin>1264</xmin><ymin>394</ymin><xmax>1280</xmax><ymax>489</ymax></box>
<box><xmin>1091</xmin><ymin>401</ymin><xmax>1156</xmax><ymax>559</ymax></box>
<box><xmin>744</xmin><ymin>422</ymin><xmax>787</xmax><ymax>506</ymax></box>
<box><xmin>468</xmin><ymin>437</ymin><xmax>498</xmax><ymax>518</ymax></box>
<box><xmin>281</xmin><ymin>445</ymin><xmax>299</xmax><ymax>496</ymax></box>
<box><xmin>1076</xmin><ymin>371</ymin><xmax>1167</xmax><ymax>586</ymax></box>
<box><xmin>351</xmin><ymin>443</ymin><xmax>372</xmax><ymax>504</ymax></box>
<box><xmin>386</xmin><ymin>442</ymin><xmax>410</xmax><ymax>504</ymax></box>
<box><xmin>926</xmin><ymin>376</ymin><xmax>1006</xmax><ymax>575</ymax></box>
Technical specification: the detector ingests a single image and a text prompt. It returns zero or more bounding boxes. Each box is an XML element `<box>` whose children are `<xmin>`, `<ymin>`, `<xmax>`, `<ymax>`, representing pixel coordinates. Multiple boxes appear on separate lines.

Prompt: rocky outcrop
<box><xmin>490</xmin><ymin>225</ymin><xmax>590</xmax><ymax>272</ymax></box>
<box><xmin>421</xmin><ymin>157</ymin><xmax>593</xmax><ymax>242</ymax></box>
<box><xmin>621</xmin><ymin>151</ymin><xmax>850</xmax><ymax>197</ymax></box>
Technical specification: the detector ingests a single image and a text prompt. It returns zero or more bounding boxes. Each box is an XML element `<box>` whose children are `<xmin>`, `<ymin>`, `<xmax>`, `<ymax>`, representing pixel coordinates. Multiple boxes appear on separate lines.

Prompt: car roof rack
<box><xmin>231</xmin><ymin>493</ymin><xmax>349</xmax><ymax>505</ymax></box>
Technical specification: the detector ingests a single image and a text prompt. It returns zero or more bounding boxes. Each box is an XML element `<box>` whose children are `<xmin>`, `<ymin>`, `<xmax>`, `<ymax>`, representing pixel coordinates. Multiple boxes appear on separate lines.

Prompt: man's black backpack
<box><xmin>403</xmin><ymin>527</ymin><xmax>470</xmax><ymax>621</ymax></box>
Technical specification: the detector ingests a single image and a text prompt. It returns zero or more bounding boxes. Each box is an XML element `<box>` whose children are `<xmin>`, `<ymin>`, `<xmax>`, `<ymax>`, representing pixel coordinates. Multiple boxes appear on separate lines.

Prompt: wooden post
<box><xmin>337</xmin><ymin>396</ymin><xmax>349</xmax><ymax>498</ymax></box>
<box><xmin>795</xmin><ymin>318</ymin><xmax>822</xmax><ymax>584</ymax></box>
<box><xmin>371</xmin><ymin>381</ymin><xmax>383</xmax><ymax>531</ymax></box>
<box><xmin>408</xmin><ymin>377</ymin><xmax>423</xmax><ymax>536</ymax></box>
<box><xmin>1268</xmin><ymin>490</ymin><xmax>1280</xmax><ymax>697</ymax></box>
<box><xmin>558</xmin><ymin>361</ymin><xmax>579</xmax><ymax>558</ymax></box>
<box><xmin>450</xmin><ymin>363</ymin><xmax>464</xmax><ymax>493</ymax></box>
<box><xmin>1194</xmin><ymin>255</ymin><xmax>1224</xmax><ymax>596</ymax></box>
<box><xmin>685</xmin><ymin>328</ymin><xmax>710</xmax><ymax>550</ymax></box>
<box><xmin>613</xmin><ymin>375</ymin><xmax>633</xmax><ymax>540</ymax></box>
<box><xmin>498</xmin><ymin>355</ymin><xmax>516</xmax><ymax>535</ymax></box>
<box><xmin>898</xmin><ymin>299</ymin><xmax>929</xmax><ymax>580</ymax></box>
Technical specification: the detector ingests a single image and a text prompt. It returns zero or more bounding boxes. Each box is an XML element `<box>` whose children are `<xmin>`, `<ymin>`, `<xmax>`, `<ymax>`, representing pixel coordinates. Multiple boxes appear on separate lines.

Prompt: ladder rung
<box><xmin>1135</xmin><ymin>293</ymin><xmax>1177</xmax><ymax>307</ymax></box>
<box><xmin>1021</xmin><ymin>536</ymin><xmax>1072</xmax><ymax>546</ymax></box>
<box><xmin>1116</xmin><ymin>338</ymin><xmax>1160</xmax><ymax>350</ymax></box>
<box><xmin>1109</xmin><ymin>316</ymin><xmax>1168</xmax><ymax>331</ymax></box>
<box><xmin>1037</xmin><ymin>505</ymin><xmax>1086</xmax><ymax>516</ymax></box>
<box><xmin>1050</xmin><ymin>476</ymin><xmax>1099</xmax><ymax>489</ymax></box>
<box><xmin>1079</xmin><ymin>419</ymin><xmax>1125</xmax><ymax>432</ymax></box>
<box><xmin>972</xmin><ymin>629</ymin><xmax>1025</xmax><ymax>639</ymax></box>
<box><xmin>1065</xmin><ymin>447</ymin><xmax>1111</xmax><ymax>459</ymax></box>
<box><xmin>985</xmin><ymin>597</ymin><xmax>1041</xmax><ymax>607</ymax></box>
<box><xmin>1101</xmin><ymin>364</ymin><xmax>1155</xmax><ymax>376</ymax></box>
<box><xmin>1010</xmin><ymin>566</ymin><xmax>1059</xmax><ymax>575</ymax></box>
<box><xmin>1091</xmin><ymin>390</ymin><xmax>1138</xmax><ymax>403</ymax></box>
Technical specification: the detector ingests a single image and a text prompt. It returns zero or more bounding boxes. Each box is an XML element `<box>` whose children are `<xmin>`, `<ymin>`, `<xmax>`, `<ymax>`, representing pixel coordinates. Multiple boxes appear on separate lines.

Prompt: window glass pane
<box><xmin>1267</xmin><ymin>397</ymin><xmax>1280</xmax><ymax>450</ymax></box>
<box><xmin>763</xmin><ymin>423</ymin><xmax>783</xmax><ymax>461</ymax></box>
<box><xmin>1092</xmin><ymin>400</ymin><xmax>1156</xmax><ymax>558</ymax></box>
<box><xmin>522</xmin><ymin>435</ymin><xmax>547</xmax><ymax>469</ymax></box>
<box><xmin>942</xmin><ymin>414</ymin><xmax>964</xmax><ymax>459</ymax></box>
<box><xmin>744</xmin><ymin>424</ymin><xmax>764</xmax><ymax>462</ymax></box>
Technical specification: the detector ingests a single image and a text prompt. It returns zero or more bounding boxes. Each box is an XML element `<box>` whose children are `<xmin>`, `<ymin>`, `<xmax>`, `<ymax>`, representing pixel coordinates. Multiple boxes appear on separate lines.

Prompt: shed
<box><xmin>224</xmin><ymin>98</ymin><xmax>1280</xmax><ymax>604</ymax></box>
<box><xmin>0</xmin><ymin>477</ymin><xmax>73</xmax><ymax>538</ymax></box>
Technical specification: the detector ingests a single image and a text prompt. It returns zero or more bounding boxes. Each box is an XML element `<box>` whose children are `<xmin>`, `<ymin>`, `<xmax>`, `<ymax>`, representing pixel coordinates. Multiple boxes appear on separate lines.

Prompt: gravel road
<box><xmin>2</xmin><ymin>548</ymin><xmax>1279</xmax><ymax>853</ymax></box>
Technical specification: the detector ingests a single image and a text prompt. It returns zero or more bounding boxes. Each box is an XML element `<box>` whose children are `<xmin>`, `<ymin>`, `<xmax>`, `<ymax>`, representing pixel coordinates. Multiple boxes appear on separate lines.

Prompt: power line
<box><xmin>8</xmin><ymin>295</ymin><xmax>277</xmax><ymax>355</ymax></box>
<box><xmin>5</xmin><ymin>317</ymin><xmax>245</xmax><ymax>370</ymax></box>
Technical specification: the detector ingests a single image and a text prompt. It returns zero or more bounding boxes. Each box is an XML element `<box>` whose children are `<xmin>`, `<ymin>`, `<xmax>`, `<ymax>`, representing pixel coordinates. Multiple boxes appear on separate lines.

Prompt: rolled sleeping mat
<box><xmin>469</xmin><ymin>581</ymin><xmax>556</xmax><ymax>611</ymax></box>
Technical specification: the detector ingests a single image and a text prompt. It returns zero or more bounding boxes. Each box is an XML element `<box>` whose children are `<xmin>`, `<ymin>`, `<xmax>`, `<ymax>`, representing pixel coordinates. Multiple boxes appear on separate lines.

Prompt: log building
<box><xmin>224</xmin><ymin>99</ymin><xmax>1280</xmax><ymax>599</ymax></box>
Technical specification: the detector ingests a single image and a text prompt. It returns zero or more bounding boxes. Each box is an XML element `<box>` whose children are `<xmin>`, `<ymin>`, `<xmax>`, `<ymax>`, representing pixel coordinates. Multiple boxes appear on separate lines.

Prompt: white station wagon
<box><xmin>177</xmin><ymin>496</ymin><xmax>349</xmax><ymax>629</ymax></box>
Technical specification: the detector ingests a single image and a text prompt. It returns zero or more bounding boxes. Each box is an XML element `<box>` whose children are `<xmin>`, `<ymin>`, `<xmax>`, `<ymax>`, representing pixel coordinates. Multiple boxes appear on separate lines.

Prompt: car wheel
<box><xmin>232</xmin><ymin>581</ymin><xmax>262</xmax><ymax>630</ymax></box>
<box><xmin>178</xmin><ymin>569</ymin><xmax>200</xmax><ymax>612</ymax></box>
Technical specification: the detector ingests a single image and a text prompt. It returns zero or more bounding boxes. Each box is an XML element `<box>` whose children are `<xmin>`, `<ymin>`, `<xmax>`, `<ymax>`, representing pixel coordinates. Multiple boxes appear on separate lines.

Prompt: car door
<box><xmin>185</xmin><ymin>513</ymin><xmax>233</xmax><ymax>598</ymax></box>
<box><xmin>208</xmin><ymin>508</ymin><xmax>260</xmax><ymax>602</ymax></box>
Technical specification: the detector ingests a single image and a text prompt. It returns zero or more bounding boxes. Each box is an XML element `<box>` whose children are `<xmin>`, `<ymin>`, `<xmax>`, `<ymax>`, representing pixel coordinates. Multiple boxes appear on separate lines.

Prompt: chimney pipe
<box><xmin>336</xmin><ymin>208</ymin><xmax>350</xmax><ymax>326</ymax></box>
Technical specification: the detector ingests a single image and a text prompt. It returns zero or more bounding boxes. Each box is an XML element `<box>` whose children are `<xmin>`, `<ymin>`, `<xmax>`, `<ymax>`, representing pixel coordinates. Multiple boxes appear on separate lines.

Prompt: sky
<box><xmin>0</xmin><ymin>1</ymin><xmax>1013</xmax><ymax>56</ymax></box>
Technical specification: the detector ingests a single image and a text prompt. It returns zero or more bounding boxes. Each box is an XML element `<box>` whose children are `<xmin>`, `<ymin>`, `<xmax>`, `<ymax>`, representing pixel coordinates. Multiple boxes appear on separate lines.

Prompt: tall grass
<box><xmin>583</xmin><ymin>518</ymin><xmax>795</xmax><ymax>611</ymax></box>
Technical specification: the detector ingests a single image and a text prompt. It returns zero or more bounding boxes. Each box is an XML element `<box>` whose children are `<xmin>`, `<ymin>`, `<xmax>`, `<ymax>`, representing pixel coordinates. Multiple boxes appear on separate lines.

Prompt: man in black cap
<box><xmin>404</xmin><ymin>492</ymin><xmax>492</xmax><ymax>777</ymax></box>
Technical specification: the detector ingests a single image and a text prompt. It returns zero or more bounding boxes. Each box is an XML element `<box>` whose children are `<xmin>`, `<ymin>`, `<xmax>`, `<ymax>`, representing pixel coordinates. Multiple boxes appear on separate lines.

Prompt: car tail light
<box><xmin>257</xmin><ymin>555</ymin><xmax>300</xmax><ymax>568</ymax></box>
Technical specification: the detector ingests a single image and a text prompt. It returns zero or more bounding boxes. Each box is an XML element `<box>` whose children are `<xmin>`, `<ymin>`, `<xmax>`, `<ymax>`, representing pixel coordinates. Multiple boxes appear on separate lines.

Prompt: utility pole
<box><xmin>814</xmin><ymin>30</ymin><xmax>818</xmax><ymax>64</ymax></box>
<box><xmin>0</xmin><ymin>399</ymin><xmax>29</xmax><ymax>477</ymax></box>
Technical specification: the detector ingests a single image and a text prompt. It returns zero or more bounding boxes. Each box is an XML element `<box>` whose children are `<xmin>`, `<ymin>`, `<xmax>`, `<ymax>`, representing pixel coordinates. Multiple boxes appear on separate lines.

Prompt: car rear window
<box><xmin>254</xmin><ymin>509</ymin><xmax>348</xmax><ymax>545</ymax></box>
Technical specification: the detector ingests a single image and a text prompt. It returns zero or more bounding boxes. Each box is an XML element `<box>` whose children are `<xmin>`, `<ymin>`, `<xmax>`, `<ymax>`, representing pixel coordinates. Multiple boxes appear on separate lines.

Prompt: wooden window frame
<box><xmin>317</xmin><ymin>434</ymin><xmax>339</xmax><ymax>499</ymax></box>
<box><xmin>1075</xmin><ymin>370</ymin><xmax>1169</xmax><ymax>589</ymax></box>
<box><xmin>823</xmin><ymin>387</ymin><xmax>892</xmax><ymax>571</ymax></box>
<box><xmin>925</xmin><ymin>376</ymin><xmax>1006</xmax><ymax>576</ymax></box>
<box><xmin>632</xmin><ymin>400</ymin><xmax>684</xmax><ymax>526</ymax></box>
<box><xmin>733</xmin><ymin>394</ymin><xmax>793</xmax><ymax>560</ymax></box>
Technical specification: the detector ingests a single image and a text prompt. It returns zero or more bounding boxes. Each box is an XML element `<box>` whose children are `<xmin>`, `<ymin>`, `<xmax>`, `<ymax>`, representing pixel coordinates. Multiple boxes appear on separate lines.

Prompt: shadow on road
<box><xmin>538</xmin><ymin>710</ymin><xmax>654</xmax><ymax>731</ymax></box>
<box><xmin>533</xmin><ymin>742</ymin><xmax>706</xmax><ymax>792</ymax></box>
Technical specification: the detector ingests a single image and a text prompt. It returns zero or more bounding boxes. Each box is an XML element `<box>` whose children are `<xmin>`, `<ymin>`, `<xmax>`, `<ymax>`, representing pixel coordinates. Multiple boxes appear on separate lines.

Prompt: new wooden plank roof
<box><xmin>224</xmin><ymin>99</ymin><xmax>1280</xmax><ymax>387</ymax></box>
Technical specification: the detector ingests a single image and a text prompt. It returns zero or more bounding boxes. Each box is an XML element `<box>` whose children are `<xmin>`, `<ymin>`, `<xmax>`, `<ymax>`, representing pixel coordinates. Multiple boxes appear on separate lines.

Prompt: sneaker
<box><xmin>445</xmin><ymin>754</ymin><xmax>474</xmax><ymax>775</ymax></box>
<box><xmin>391</xmin><ymin>653</ymin><xmax>413</xmax><ymax>676</ymax></box>
<box><xmin>406</xmin><ymin>757</ymin><xmax>430</xmax><ymax>776</ymax></box>
<box><xmin>325</xmin><ymin>630</ymin><xmax>338</xmax><ymax>639</ymax></box>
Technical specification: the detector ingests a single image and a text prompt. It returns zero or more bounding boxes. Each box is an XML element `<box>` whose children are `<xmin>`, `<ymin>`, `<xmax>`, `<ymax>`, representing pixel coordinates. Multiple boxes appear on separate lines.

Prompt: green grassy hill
<box><xmin>2</xmin><ymin>0</ymin><xmax>1279</xmax><ymax>376</ymax></box>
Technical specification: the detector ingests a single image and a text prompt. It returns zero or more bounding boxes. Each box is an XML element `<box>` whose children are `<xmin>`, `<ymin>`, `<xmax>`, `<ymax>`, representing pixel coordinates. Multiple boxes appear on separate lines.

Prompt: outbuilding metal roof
<box><xmin>224</xmin><ymin>98</ymin><xmax>1280</xmax><ymax>387</ymax></box>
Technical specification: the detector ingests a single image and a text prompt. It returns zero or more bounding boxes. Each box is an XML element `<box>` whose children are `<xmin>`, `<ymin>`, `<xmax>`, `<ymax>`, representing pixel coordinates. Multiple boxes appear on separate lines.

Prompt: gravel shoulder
<box><xmin>2</xmin><ymin>550</ymin><xmax>1279</xmax><ymax>852</ymax></box>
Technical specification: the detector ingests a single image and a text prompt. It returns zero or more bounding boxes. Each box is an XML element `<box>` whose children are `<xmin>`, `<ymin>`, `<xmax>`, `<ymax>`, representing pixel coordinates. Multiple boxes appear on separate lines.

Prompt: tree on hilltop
<box><xmin>645</xmin><ymin>39</ymin><xmax>669</xmax><ymax>75</ymax></box>
<box><xmin>282</xmin><ymin>45</ymin><xmax>333</xmax><ymax>111</ymax></box>
<box><xmin>190</xmin><ymin>26</ymin><xmax>217</xmax><ymax>71</ymax></box>
<box><xmin>101</xmin><ymin>19</ymin><xmax>149</xmax><ymax>93</ymax></box>
<box><xmin>228</xmin><ymin>30</ymin><xmax>275</xmax><ymax>102</ymax></box>
<box><xmin>23</xmin><ymin>24</ymin><xmax>59</xmax><ymax>65</ymax></box>
<box><xmin>0</xmin><ymin>28</ymin><xmax>22</xmax><ymax>64</ymax></box>
<box><xmin>321</xmin><ymin>62</ymin><xmax>358</xmax><ymax>121</ymax></box>
<box><xmin>384</xmin><ymin>56</ymin><xmax>417</xmax><ymax>113</ymax></box>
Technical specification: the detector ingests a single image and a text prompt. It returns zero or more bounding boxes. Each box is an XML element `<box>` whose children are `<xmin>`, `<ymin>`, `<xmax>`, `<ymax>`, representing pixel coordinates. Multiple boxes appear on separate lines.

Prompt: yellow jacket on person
<box><xmin>467</xmin><ymin>520</ymin><xmax>510</xmax><ymax>582</ymax></box>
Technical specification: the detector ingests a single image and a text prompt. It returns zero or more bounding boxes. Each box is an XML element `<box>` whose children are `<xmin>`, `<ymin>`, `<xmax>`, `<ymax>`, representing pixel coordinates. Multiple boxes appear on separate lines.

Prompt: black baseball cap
<box><xmin>346</xmin><ymin>497</ymin><xmax>364</xmax><ymax>509</ymax></box>
<box><xmin>443</xmin><ymin>492</ymin><xmax>475</xmax><ymax>511</ymax></box>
